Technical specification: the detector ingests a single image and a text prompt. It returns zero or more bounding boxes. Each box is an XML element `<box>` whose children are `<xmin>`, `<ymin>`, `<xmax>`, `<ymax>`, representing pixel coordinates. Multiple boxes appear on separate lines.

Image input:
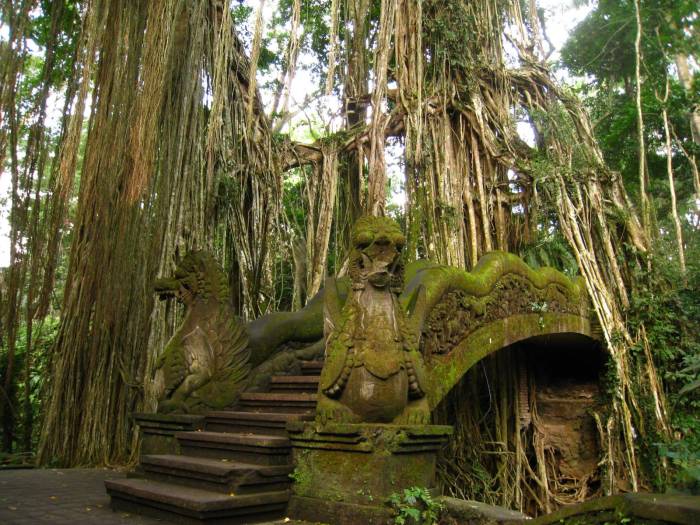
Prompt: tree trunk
<box><xmin>662</xmin><ymin>103</ymin><xmax>686</xmax><ymax>276</ymax></box>
<box><xmin>675</xmin><ymin>54</ymin><xmax>700</xmax><ymax>146</ymax></box>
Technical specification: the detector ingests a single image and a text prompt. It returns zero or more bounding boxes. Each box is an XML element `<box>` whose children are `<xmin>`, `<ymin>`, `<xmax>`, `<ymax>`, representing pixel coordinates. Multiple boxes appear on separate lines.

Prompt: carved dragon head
<box><xmin>348</xmin><ymin>216</ymin><xmax>405</xmax><ymax>293</ymax></box>
<box><xmin>154</xmin><ymin>250</ymin><xmax>230</xmax><ymax>306</ymax></box>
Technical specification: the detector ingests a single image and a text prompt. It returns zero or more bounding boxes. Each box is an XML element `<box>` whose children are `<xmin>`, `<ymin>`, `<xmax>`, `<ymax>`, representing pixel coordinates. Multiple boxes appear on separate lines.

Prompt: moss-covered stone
<box><xmin>317</xmin><ymin>216</ymin><xmax>430</xmax><ymax>425</ymax></box>
<box><xmin>286</xmin><ymin>422</ymin><xmax>452</xmax><ymax>524</ymax></box>
<box><xmin>151</xmin><ymin>251</ymin><xmax>250</xmax><ymax>414</ymax></box>
<box><xmin>524</xmin><ymin>493</ymin><xmax>700</xmax><ymax>525</ymax></box>
<box><xmin>403</xmin><ymin>251</ymin><xmax>587</xmax><ymax>311</ymax></box>
<box><xmin>133</xmin><ymin>412</ymin><xmax>204</xmax><ymax>456</ymax></box>
<box><xmin>440</xmin><ymin>497</ymin><xmax>529</xmax><ymax>524</ymax></box>
<box><xmin>247</xmin><ymin>250</ymin><xmax>594</xmax><ymax>415</ymax></box>
<box><xmin>280</xmin><ymin>240</ymin><xmax>598</xmax><ymax>524</ymax></box>
<box><xmin>424</xmin><ymin>312</ymin><xmax>593</xmax><ymax>409</ymax></box>
<box><xmin>246</xmin><ymin>278</ymin><xmax>349</xmax><ymax>366</ymax></box>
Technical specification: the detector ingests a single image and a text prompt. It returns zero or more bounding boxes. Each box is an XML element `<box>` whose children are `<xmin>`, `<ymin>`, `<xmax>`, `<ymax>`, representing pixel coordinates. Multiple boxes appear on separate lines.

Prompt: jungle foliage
<box><xmin>0</xmin><ymin>0</ymin><xmax>698</xmax><ymax>515</ymax></box>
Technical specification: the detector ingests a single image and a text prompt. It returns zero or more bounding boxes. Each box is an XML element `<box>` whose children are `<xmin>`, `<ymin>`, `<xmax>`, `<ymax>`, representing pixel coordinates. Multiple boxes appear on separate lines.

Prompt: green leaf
<box><xmin>679</xmin><ymin>378</ymin><xmax>700</xmax><ymax>395</ymax></box>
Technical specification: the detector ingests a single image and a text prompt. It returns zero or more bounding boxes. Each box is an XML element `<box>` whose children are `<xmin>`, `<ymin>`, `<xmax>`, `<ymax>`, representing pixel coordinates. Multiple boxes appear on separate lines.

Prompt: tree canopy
<box><xmin>0</xmin><ymin>0</ymin><xmax>698</xmax><ymax>512</ymax></box>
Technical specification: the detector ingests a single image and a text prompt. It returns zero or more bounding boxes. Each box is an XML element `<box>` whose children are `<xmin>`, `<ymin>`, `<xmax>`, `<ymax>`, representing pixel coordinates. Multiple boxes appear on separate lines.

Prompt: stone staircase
<box><xmin>105</xmin><ymin>360</ymin><xmax>323</xmax><ymax>524</ymax></box>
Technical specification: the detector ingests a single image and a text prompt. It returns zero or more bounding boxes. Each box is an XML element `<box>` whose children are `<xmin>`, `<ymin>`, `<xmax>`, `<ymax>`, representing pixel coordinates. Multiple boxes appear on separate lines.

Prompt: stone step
<box><xmin>177</xmin><ymin>431</ymin><xmax>291</xmax><ymax>465</ymax></box>
<box><xmin>206</xmin><ymin>410</ymin><xmax>314</xmax><ymax>436</ymax></box>
<box><xmin>300</xmin><ymin>360</ymin><xmax>324</xmax><ymax>375</ymax></box>
<box><xmin>268</xmin><ymin>375</ymin><xmax>319</xmax><ymax>393</ymax></box>
<box><xmin>105</xmin><ymin>477</ymin><xmax>289</xmax><ymax>524</ymax></box>
<box><xmin>139</xmin><ymin>454</ymin><xmax>293</xmax><ymax>494</ymax></box>
<box><xmin>238</xmin><ymin>392</ymin><xmax>317</xmax><ymax>413</ymax></box>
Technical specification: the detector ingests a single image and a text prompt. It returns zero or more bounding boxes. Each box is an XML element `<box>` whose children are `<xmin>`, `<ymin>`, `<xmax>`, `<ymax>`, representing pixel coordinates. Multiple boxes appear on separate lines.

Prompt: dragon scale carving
<box><xmin>152</xmin><ymin>251</ymin><xmax>250</xmax><ymax>414</ymax></box>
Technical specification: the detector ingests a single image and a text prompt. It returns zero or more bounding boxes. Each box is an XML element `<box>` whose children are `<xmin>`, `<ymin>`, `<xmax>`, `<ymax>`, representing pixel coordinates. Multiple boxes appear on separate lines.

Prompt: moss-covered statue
<box><xmin>317</xmin><ymin>216</ymin><xmax>430</xmax><ymax>424</ymax></box>
<box><xmin>152</xmin><ymin>251</ymin><xmax>250</xmax><ymax>414</ymax></box>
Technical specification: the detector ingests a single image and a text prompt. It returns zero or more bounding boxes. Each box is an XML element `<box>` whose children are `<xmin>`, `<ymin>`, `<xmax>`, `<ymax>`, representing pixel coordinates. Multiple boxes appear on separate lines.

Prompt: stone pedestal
<box><xmin>286</xmin><ymin>422</ymin><xmax>453</xmax><ymax>525</ymax></box>
<box><xmin>133</xmin><ymin>412</ymin><xmax>205</xmax><ymax>456</ymax></box>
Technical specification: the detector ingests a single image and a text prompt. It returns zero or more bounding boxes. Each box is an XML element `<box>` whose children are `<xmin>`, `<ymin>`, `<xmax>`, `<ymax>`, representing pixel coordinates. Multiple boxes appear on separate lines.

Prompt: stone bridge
<box><xmin>286</xmin><ymin>250</ymin><xmax>600</xmax><ymax>524</ymax></box>
<box><xmin>402</xmin><ymin>251</ymin><xmax>598</xmax><ymax>410</ymax></box>
<box><xmin>107</xmin><ymin>238</ymin><xmax>602</xmax><ymax>525</ymax></box>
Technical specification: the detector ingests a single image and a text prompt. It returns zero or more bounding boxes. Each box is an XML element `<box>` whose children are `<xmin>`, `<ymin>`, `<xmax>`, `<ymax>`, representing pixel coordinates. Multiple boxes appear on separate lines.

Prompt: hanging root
<box><xmin>436</xmin><ymin>347</ymin><xmax>606</xmax><ymax>517</ymax></box>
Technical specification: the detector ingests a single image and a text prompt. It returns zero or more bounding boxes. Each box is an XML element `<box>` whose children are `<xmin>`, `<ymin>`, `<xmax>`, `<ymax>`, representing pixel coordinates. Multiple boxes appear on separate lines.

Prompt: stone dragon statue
<box><xmin>152</xmin><ymin>251</ymin><xmax>250</xmax><ymax>414</ymax></box>
<box><xmin>317</xmin><ymin>216</ymin><xmax>431</xmax><ymax>425</ymax></box>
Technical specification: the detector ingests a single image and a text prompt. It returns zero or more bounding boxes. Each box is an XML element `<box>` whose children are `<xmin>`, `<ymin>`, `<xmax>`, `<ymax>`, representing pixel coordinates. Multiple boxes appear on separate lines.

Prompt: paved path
<box><xmin>0</xmin><ymin>468</ymin><xmax>306</xmax><ymax>524</ymax></box>
<box><xmin>0</xmin><ymin>468</ymin><xmax>164</xmax><ymax>524</ymax></box>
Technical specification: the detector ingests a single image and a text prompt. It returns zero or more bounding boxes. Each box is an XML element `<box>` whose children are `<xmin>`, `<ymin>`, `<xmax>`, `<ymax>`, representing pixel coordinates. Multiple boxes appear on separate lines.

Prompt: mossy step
<box><xmin>105</xmin><ymin>477</ymin><xmax>289</xmax><ymax>524</ymax></box>
<box><xmin>238</xmin><ymin>392</ymin><xmax>318</xmax><ymax>413</ymax></box>
<box><xmin>206</xmin><ymin>410</ymin><xmax>314</xmax><ymax>436</ymax></box>
<box><xmin>269</xmin><ymin>375</ymin><xmax>320</xmax><ymax>393</ymax></box>
<box><xmin>300</xmin><ymin>360</ymin><xmax>324</xmax><ymax>375</ymax></box>
<box><xmin>176</xmin><ymin>431</ymin><xmax>292</xmax><ymax>465</ymax></box>
<box><xmin>140</xmin><ymin>454</ymin><xmax>293</xmax><ymax>494</ymax></box>
<box><xmin>527</xmin><ymin>493</ymin><xmax>700</xmax><ymax>525</ymax></box>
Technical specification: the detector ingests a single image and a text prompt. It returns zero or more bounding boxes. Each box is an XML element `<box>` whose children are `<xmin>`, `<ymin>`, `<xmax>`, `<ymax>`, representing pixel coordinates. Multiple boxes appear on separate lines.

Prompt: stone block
<box><xmin>286</xmin><ymin>422</ymin><xmax>452</xmax><ymax>525</ymax></box>
<box><xmin>440</xmin><ymin>497</ymin><xmax>529</xmax><ymax>524</ymax></box>
<box><xmin>134</xmin><ymin>413</ymin><xmax>205</xmax><ymax>457</ymax></box>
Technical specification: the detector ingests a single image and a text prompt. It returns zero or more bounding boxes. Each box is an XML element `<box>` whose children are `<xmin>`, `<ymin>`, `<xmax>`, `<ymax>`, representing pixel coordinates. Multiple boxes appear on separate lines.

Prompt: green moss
<box><xmin>247</xmin><ymin>277</ymin><xmax>349</xmax><ymax>365</ymax></box>
<box><xmin>402</xmin><ymin>251</ymin><xmax>587</xmax><ymax>315</ymax></box>
<box><xmin>525</xmin><ymin>494</ymin><xmax>700</xmax><ymax>525</ymax></box>
<box><xmin>289</xmin><ymin>467</ymin><xmax>313</xmax><ymax>496</ymax></box>
<box><xmin>289</xmin><ymin>424</ymin><xmax>451</xmax><ymax>509</ymax></box>
<box><xmin>425</xmin><ymin>312</ymin><xmax>591</xmax><ymax>409</ymax></box>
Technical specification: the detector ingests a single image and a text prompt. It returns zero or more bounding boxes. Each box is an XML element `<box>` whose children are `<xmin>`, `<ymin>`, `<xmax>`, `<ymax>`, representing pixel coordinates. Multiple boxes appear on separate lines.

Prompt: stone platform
<box><xmin>286</xmin><ymin>422</ymin><xmax>453</xmax><ymax>524</ymax></box>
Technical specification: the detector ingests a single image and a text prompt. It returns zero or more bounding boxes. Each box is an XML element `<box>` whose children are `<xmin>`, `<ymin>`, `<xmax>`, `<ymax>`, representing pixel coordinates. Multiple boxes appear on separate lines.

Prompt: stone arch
<box><xmin>424</xmin><ymin>312</ymin><xmax>597</xmax><ymax>409</ymax></box>
<box><xmin>400</xmin><ymin>251</ymin><xmax>600</xmax><ymax>410</ymax></box>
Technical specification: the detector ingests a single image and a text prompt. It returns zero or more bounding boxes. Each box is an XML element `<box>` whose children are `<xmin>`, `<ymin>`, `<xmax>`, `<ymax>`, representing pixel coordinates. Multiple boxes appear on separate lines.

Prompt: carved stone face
<box><xmin>349</xmin><ymin>217</ymin><xmax>405</xmax><ymax>292</ymax></box>
<box><xmin>154</xmin><ymin>254</ymin><xmax>199</xmax><ymax>305</ymax></box>
<box><xmin>153</xmin><ymin>251</ymin><xmax>226</xmax><ymax>306</ymax></box>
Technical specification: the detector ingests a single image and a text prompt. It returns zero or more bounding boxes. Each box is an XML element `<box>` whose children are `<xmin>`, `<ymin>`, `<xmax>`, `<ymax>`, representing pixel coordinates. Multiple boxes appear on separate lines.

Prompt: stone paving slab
<box><xmin>0</xmin><ymin>468</ymin><xmax>163</xmax><ymax>524</ymax></box>
<box><xmin>0</xmin><ymin>467</ymin><xmax>314</xmax><ymax>524</ymax></box>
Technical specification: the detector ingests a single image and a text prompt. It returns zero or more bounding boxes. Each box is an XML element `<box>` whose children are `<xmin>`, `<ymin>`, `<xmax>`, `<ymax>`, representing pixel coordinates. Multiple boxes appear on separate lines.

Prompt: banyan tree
<box><xmin>1</xmin><ymin>0</ymin><xmax>696</xmax><ymax>518</ymax></box>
